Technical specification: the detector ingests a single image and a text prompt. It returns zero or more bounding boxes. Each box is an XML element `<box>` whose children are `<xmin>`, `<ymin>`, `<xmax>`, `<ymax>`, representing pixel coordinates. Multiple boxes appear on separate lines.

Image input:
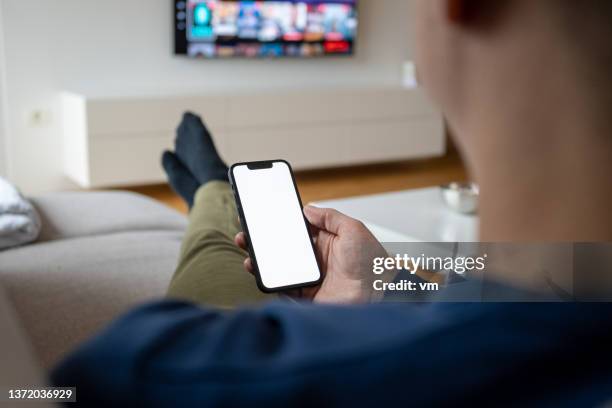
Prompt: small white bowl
<box><xmin>440</xmin><ymin>182</ymin><xmax>479</xmax><ymax>215</ymax></box>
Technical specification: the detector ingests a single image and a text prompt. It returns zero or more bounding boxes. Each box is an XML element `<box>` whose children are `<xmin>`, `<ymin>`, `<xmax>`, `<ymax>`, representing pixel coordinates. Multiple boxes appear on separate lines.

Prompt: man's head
<box><xmin>413</xmin><ymin>0</ymin><xmax>612</xmax><ymax>241</ymax></box>
<box><xmin>414</xmin><ymin>0</ymin><xmax>612</xmax><ymax>160</ymax></box>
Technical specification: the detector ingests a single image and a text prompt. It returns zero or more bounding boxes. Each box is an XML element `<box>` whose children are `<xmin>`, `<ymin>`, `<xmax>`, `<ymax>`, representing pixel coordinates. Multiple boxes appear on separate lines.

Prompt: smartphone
<box><xmin>229</xmin><ymin>160</ymin><xmax>322</xmax><ymax>293</ymax></box>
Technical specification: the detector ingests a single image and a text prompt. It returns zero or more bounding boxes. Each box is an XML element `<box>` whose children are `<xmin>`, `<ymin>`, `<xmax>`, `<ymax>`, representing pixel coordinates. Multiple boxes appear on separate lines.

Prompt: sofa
<box><xmin>0</xmin><ymin>191</ymin><xmax>187</xmax><ymax>370</ymax></box>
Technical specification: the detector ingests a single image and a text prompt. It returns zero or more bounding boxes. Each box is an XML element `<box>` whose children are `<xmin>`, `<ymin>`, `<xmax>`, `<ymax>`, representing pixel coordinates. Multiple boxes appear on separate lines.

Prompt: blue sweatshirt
<box><xmin>52</xmin><ymin>299</ymin><xmax>612</xmax><ymax>407</ymax></box>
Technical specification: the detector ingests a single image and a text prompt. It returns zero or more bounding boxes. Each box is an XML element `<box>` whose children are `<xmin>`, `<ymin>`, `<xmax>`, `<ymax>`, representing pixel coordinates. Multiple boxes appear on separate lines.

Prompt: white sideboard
<box><xmin>62</xmin><ymin>87</ymin><xmax>444</xmax><ymax>188</ymax></box>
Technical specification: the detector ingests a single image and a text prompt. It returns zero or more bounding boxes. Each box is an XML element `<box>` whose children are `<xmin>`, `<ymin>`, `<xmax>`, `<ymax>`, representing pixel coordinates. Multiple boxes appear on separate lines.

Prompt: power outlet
<box><xmin>28</xmin><ymin>109</ymin><xmax>52</xmax><ymax>127</ymax></box>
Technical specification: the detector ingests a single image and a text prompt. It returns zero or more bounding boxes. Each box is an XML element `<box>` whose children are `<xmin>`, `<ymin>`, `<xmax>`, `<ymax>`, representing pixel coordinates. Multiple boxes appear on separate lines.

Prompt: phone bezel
<box><xmin>229</xmin><ymin>159</ymin><xmax>323</xmax><ymax>293</ymax></box>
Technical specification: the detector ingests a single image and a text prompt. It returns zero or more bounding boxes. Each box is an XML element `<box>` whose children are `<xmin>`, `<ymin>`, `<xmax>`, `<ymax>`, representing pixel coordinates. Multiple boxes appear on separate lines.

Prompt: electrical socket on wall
<box><xmin>28</xmin><ymin>109</ymin><xmax>52</xmax><ymax>127</ymax></box>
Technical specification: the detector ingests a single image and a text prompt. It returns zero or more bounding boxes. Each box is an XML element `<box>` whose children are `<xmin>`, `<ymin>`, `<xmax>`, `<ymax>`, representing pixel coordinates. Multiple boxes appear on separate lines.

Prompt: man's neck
<box><xmin>466</xmin><ymin>112</ymin><xmax>612</xmax><ymax>294</ymax></box>
<box><xmin>474</xmin><ymin>117</ymin><xmax>612</xmax><ymax>242</ymax></box>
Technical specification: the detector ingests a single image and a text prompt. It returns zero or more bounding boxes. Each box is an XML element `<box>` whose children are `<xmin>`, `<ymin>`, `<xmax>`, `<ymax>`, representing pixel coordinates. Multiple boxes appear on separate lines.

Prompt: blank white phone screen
<box><xmin>233</xmin><ymin>162</ymin><xmax>320</xmax><ymax>290</ymax></box>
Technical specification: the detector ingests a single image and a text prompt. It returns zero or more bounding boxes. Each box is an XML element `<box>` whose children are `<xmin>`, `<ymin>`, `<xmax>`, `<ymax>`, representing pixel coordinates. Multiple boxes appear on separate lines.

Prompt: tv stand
<box><xmin>62</xmin><ymin>87</ymin><xmax>444</xmax><ymax>188</ymax></box>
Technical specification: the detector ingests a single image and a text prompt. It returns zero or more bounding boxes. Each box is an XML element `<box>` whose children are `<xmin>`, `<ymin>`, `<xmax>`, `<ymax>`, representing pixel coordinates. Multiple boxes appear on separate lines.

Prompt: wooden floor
<box><xmin>126</xmin><ymin>153</ymin><xmax>468</xmax><ymax>214</ymax></box>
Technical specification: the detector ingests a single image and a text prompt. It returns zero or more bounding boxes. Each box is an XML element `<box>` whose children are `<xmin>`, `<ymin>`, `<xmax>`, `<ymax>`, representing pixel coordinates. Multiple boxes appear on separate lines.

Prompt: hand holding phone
<box><xmin>230</xmin><ymin>160</ymin><xmax>322</xmax><ymax>293</ymax></box>
<box><xmin>231</xmin><ymin>160</ymin><xmax>388</xmax><ymax>302</ymax></box>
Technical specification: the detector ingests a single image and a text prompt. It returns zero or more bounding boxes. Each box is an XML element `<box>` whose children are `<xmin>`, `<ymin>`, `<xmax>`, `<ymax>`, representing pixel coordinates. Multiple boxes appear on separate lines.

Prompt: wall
<box><xmin>0</xmin><ymin>1</ymin><xmax>8</xmax><ymax>178</ymax></box>
<box><xmin>1</xmin><ymin>0</ymin><xmax>417</xmax><ymax>194</ymax></box>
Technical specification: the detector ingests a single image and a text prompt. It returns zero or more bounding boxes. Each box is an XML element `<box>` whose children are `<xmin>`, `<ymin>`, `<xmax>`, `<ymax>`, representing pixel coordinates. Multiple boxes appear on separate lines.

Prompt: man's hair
<box><xmin>555</xmin><ymin>0</ymin><xmax>612</xmax><ymax>49</ymax></box>
<box><xmin>553</xmin><ymin>0</ymin><xmax>612</xmax><ymax>103</ymax></box>
<box><xmin>548</xmin><ymin>0</ymin><xmax>612</xmax><ymax>119</ymax></box>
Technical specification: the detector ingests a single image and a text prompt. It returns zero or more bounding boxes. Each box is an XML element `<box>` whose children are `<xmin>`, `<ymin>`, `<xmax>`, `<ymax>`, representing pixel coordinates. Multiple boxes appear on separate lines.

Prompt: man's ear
<box><xmin>447</xmin><ymin>0</ymin><xmax>506</xmax><ymax>27</ymax></box>
<box><xmin>447</xmin><ymin>0</ymin><xmax>468</xmax><ymax>23</ymax></box>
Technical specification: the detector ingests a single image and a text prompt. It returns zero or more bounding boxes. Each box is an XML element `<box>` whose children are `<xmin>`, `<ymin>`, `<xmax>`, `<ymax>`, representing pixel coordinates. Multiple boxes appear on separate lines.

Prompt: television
<box><xmin>174</xmin><ymin>0</ymin><xmax>358</xmax><ymax>58</ymax></box>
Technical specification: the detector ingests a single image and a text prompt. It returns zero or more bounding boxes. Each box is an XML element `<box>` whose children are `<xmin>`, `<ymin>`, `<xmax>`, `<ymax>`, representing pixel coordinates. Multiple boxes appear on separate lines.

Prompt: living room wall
<box><xmin>0</xmin><ymin>2</ymin><xmax>8</xmax><ymax>178</ymax></box>
<box><xmin>0</xmin><ymin>0</ymin><xmax>416</xmax><ymax>194</ymax></box>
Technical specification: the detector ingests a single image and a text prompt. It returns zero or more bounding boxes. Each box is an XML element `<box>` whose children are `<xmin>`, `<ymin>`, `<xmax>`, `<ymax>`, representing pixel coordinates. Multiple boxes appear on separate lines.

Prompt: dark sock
<box><xmin>174</xmin><ymin>112</ymin><xmax>229</xmax><ymax>185</ymax></box>
<box><xmin>161</xmin><ymin>151</ymin><xmax>200</xmax><ymax>209</ymax></box>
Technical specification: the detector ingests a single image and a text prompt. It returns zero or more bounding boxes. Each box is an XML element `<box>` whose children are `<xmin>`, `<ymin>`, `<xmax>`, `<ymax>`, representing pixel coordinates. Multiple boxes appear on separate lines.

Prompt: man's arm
<box><xmin>50</xmin><ymin>300</ymin><xmax>599</xmax><ymax>407</ymax></box>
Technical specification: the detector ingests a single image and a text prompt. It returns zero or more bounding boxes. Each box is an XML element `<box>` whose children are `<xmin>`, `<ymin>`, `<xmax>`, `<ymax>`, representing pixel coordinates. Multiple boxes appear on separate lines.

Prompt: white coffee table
<box><xmin>315</xmin><ymin>187</ymin><xmax>479</xmax><ymax>243</ymax></box>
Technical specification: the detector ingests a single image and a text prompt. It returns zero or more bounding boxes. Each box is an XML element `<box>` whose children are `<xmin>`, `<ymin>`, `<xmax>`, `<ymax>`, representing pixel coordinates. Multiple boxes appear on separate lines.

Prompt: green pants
<box><xmin>167</xmin><ymin>181</ymin><xmax>274</xmax><ymax>308</ymax></box>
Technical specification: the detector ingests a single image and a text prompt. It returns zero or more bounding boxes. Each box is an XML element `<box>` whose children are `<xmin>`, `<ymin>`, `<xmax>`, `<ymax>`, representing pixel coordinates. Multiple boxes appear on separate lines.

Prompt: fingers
<box><xmin>234</xmin><ymin>232</ymin><xmax>248</xmax><ymax>250</ymax></box>
<box><xmin>244</xmin><ymin>257</ymin><xmax>254</xmax><ymax>274</ymax></box>
<box><xmin>234</xmin><ymin>232</ymin><xmax>254</xmax><ymax>274</ymax></box>
<box><xmin>303</xmin><ymin>205</ymin><xmax>353</xmax><ymax>235</ymax></box>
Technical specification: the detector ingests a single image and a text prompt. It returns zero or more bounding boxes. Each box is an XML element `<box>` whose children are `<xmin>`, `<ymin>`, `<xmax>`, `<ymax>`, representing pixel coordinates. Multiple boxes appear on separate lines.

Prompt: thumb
<box><xmin>303</xmin><ymin>206</ymin><xmax>349</xmax><ymax>235</ymax></box>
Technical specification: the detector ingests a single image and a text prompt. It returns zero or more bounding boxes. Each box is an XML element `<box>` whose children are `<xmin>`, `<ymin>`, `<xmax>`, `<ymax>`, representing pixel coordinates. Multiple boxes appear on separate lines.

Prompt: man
<box><xmin>52</xmin><ymin>1</ymin><xmax>612</xmax><ymax>406</ymax></box>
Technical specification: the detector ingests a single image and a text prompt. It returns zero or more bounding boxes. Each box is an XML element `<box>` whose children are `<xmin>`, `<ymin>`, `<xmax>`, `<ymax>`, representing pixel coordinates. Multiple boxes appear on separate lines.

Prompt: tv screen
<box><xmin>174</xmin><ymin>0</ymin><xmax>358</xmax><ymax>58</ymax></box>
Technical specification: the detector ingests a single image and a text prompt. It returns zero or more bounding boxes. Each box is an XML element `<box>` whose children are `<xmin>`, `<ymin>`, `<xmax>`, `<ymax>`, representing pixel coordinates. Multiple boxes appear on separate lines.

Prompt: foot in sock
<box><xmin>162</xmin><ymin>151</ymin><xmax>200</xmax><ymax>209</ymax></box>
<box><xmin>174</xmin><ymin>112</ymin><xmax>229</xmax><ymax>185</ymax></box>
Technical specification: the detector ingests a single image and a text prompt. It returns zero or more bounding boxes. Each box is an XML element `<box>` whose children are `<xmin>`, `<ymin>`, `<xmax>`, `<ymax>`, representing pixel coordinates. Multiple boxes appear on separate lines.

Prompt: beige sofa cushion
<box><xmin>0</xmin><ymin>191</ymin><xmax>187</xmax><ymax>369</ymax></box>
<box><xmin>0</xmin><ymin>230</ymin><xmax>184</xmax><ymax>369</ymax></box>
